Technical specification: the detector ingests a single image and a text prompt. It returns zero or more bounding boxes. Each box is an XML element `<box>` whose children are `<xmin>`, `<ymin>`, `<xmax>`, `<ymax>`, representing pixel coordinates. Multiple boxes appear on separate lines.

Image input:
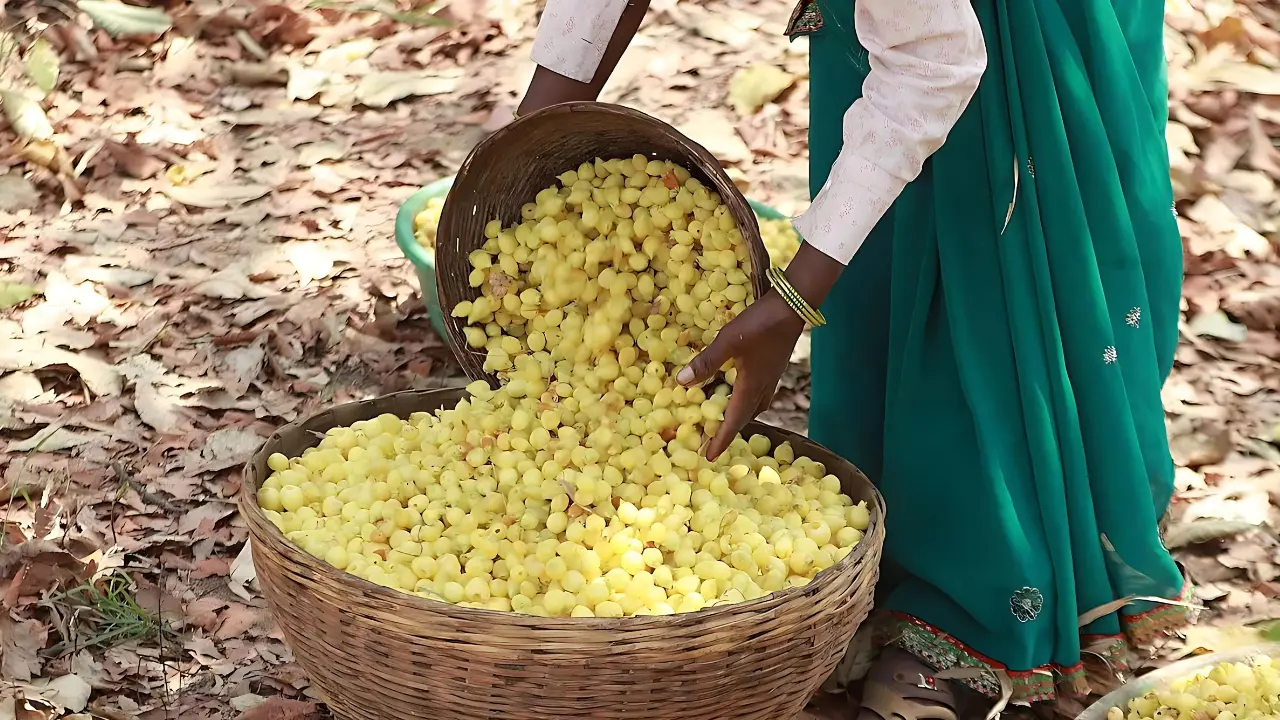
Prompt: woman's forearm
<box><xmin>783</xmin><ymin>244</ymin><xmax>845</xmax><ymax>310</ymax></box>
<box><xmin>792</xmin><ymin>0</ymin><xmax>985</xmax><ymax>265</ymax></box>
<box><xmin>520</xmin><ymin>0</ymin><xmax>650</xmax><ymax>115</ymax></box>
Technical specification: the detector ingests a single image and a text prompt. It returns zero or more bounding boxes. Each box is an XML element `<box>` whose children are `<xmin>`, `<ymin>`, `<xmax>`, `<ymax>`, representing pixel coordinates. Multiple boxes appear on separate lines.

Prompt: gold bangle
<box><xmin>766</xmin><ymin>266</ymin><xmax>826</xmax><ymax>327</ymax></box>
<box><xmin>781</xmin><ymin>282</ymin><xmax>825</xmax><ymax>327</ymax></box>
<box><xmin>774</xmin><ymin>269</ymin><xmax>825</xmax><ymax>327</ymax></box>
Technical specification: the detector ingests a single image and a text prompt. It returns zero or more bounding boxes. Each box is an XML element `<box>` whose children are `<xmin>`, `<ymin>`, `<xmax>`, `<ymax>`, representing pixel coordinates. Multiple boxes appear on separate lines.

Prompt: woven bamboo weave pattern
<box><xmin>434</xmin><ymin>101</ymin><xmax>772</xmax><ymax>387</ymax></box>
<box><xmin>240</xmin><ymin>388</ymin><xmax>885</xmax><ymax>720</ymax></box>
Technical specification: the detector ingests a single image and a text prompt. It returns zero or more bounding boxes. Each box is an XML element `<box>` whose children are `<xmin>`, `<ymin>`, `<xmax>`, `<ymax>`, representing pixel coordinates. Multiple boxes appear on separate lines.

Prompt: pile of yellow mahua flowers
<box><xmin>759</xmin><ymin>217</ymin><xmax>800</xmax><ymax>267</ymax></box>
<box><xmin>418</xmin><ymin>187</ymin><xmax>802</xmax><ymax>269</ymax></box>
<box><xmin>412</xmin><ymin>197</ymin><xmax>444</xmax><ymax>250</ymax></box>
<box><xmin>261</xmin><ymin>156</ymin><xmax>868</xmax><ymax>618</ymax></box>
<box><xmin>1109</xmin><ymin>657</ymin><xmax>1280</xmax><ymax>720</ymax></box>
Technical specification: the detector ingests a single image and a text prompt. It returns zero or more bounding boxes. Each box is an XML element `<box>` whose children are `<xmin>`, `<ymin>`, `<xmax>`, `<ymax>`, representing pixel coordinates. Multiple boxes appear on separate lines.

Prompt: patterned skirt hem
<box><xmin>882</xmin><ymin>581</ymin><xmax>1196</xmax><ymax>704</ymax></box>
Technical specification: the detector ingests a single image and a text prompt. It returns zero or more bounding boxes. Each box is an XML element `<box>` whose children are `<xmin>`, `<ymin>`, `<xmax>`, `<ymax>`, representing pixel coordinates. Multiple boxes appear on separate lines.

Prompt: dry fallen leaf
<box><xmin>190</xmin><ymin>269</ymin><xmax>273</xmax><ymax>300</ymax></box>
<box><xmin>1187</xmin><ymin>309</ymin><xmax>1249</xmax><ymax>343</ymax></box>
<box><xmin>7</xmin><ymin>426</ymin><xmax>97</xmax><ymax>453</ymax></box>
<box><xmin>185</xmin><ymin>597</ymin><xmax>228</xmax><ymax>630</ymax></box>
<box><xmin>222</xmin><ymin>343</ymin><xmax>266</xmax><ymax>398</ymax></box>
<box><xmin>1185</xmin><ymin>194</ymin><xmax>1273</xmax><ymax>257</ymax></box>
<box><xmin>1207</xmin><ymin>61</ymin><xmax>1280</xmax><ymax>95</ymax></box>
<box><xmin>295</xmin><ymin>142</ymin><xmax>345</xmax><ymax>166</ymax></box>
<box><xmin>104</xmin><ymin>140</ymin><xmax>165</xmax><ymax>180</ymax></box>
<box><xmin>24</xmin><ymin>38</ymin><xmax>61</xmax><ymax>96</ymax></box>
<box><xmin>679</xmin><ymin>5</ymin><xmax>762</xmax><ymax>49</ymax></box>
<box><xmin>68</xmin><ymin>652</ymin><xmax>107</xmax><ymax>691</ymax></box>
<box><xmin>0</xmin><ymin>614</ymin><xmax>47</xmax><ymax>681</ymax></box>
<box><xmin>0</xmin><ymin>281</ymin><xmax>38</xmax><ymax>310</ymax></box>
<box><xmin>229</xmin><ymin>541</ymin><xmax>258</xmax><ymax>601</ymax></box>
<box><xmin>178</xmin><ymin>502</ymin><xmax>237</xmax><ymax>536</ymax></box>
<box><xmin>0</xmin><ymin>338</ymin><xmax>122</xmax><ymax>396</ymax></box>
<box><xmin>215</xmin><ymin>604</ymin><xmax>262</xmax><ymax>640</ymax></box>
<box><xmin>78</xmin><ymin>0</ymin><xmax>173</xmax><ymax>36</ymax></box>
<box><xmin>32</xmin><ymin>673</ymin><xmax>92</xmax><ymax>713</ymax></box>
<box><xmin>728</xmin><ymin>65</ymin><xmax>795</xmax><ymax>116</ymax></box>
<box><xmin>164</xmin><ymin>181</ymin><xmax>273</xmax><ymax>209</ymax></box>
<box><xmin>1175</xmin><ymin>623</ymin><xmax>1270</xmax><ymax>658</ymax></box>
<box><xmin>313</xmin><ymin>37</ymin><xmax>376</xmax><ymax>71</ymax></box>
<box><xmin>0</xmin><ymin>175</ymin><xmax>41</xmax><ymax>212</ymax></box>
<box><xmin>233</xmin><ymin>694</ymin><xmax>269</xmax><ymax>713</ymax></box>
<box><xmin>677</xmin><ymin>110</ymin><xmax>751</xmax><ymax>164</ymax></box>
<box><xmin>132</xmin><ymin>582</ymin><xmax>185</xmax><ymax>625</ymax></box>
<box><xmin>1164</xmin><ymin>519</ymin><xmax>1258</xmax><ymax>549</ymax></box>
<box><xmin>355</xmin><ymin>71</ymin><xmax>460</xmax><ymax>108</ymax></box>
<box><xmin>245</xmin><ymin>4</ymin><xmax>314</xmax><ymax>48</ymax></box>
<box><xmin>0</xmin><ymin>90</ymin><xmax>54</xmax><ymax>141</ymax></box>
<box><xmin>183</xmin><ymin>428</ymin><xmax>264</xmax><ymax>473</ymax></box>
<box><xmin>225</xmin><ymin>105</ymin><xmax>324</xmax><ymax>126</ymax></box>
<box><xmin>234</xmin><ymin>696</ymin><xmax>320</xmax><ymax>720</ymax></box>
<box><xmin>1223</xmin><ymin>288</ymin><xmax>1280</xmax><ymax>332</ymax></box>
<box><xmin>286</xmin><ymin>243</ymin><xmax>336</xmax><ymax>285</ymax></box>
<box><xmin>133</xmin><ymin>381</ymin><xmax>181</xmax><ymax>431</ymax></box>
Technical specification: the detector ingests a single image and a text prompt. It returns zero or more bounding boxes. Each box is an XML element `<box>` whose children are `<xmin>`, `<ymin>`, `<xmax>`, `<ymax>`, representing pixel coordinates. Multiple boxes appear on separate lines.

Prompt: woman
<box><xmin>519</xmin><ymin>0</ymin><xmax>1192</xmax><ymax>717</ymax></box>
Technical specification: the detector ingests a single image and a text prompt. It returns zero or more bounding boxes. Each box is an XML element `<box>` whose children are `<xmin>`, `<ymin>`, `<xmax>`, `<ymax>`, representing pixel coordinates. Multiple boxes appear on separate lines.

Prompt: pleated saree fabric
<box><xmin>800</xmin><ymin>0</ymin><xmax>1193</xmax><ymax>702</ymax></box>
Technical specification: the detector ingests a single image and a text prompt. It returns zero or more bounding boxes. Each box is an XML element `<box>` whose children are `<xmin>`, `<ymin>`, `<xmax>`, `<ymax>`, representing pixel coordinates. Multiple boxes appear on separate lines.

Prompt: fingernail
<box><xmin>676</xmin><ymin>366</ymin><xmax>694</xmax><ymax>386</ymax></box>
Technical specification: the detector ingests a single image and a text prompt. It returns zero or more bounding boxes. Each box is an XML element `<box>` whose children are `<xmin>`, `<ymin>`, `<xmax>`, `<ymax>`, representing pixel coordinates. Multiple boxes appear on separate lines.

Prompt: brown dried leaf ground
<box><xmin>0</xmin><ymin>0</ymin><xmax>1278</xmax><ymax>718</ymax></box>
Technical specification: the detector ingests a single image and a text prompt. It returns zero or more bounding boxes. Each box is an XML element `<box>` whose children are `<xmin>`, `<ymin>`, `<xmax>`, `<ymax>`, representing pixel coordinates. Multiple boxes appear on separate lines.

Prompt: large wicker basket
<box><xmin>241</xmin><ymin>388</ymin><xmax>885</xmax><ymax>720</ymax></box>
<box><xmin>434</xmin><ymin>102</ymin><xmax>771</xmax><ymax>385</ymax></box>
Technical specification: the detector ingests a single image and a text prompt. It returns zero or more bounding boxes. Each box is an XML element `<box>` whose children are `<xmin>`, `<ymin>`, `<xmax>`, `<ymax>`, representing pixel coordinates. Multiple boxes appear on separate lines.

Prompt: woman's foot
<box><xmin>856</xmin><ymin>648</ymin><xmax>960</xmax><ymax>720</ymax></box>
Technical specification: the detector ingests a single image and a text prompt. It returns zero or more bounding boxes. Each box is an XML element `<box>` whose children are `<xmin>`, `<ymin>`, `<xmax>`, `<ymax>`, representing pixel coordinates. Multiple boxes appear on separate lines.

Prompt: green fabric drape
<box><xmin>801</xmin><ymin>0</ymin><xmax>1191</xmax><ymax>701</ymax></box>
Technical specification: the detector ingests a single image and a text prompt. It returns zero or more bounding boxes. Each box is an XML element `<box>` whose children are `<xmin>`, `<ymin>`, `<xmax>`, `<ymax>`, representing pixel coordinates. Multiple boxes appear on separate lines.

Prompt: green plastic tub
<box><xmin>394</xmin><ymin>177</ymin><xmax>790</xmax><ymax>343</ymax></box>
<box><xmin>748</xmin><ymin>198</ymin><xmax>786</xmax><ymax>222</ymax></box>
<box><xmin>394</xmin><ymin>176</ymin><xmax>455</xmax><ymax>342</ymax></box>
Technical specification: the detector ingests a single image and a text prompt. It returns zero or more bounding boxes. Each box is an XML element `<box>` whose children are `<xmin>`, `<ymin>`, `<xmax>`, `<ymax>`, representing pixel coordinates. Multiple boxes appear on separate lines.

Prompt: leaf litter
<box><xmin>0</xmin><ymin>0</ymin><xmax>1276</xmax><ymax>717</ymax></box>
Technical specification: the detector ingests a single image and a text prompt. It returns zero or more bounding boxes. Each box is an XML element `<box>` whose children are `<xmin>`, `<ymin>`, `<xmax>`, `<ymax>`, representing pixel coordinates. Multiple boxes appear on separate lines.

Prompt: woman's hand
<box><xmin>676</xmin><ymin>291</ymin><xmax>806</xmax><ymax>461</ymax></box>
<box><xmin>676</xmin><ymin>243</ymin><xmax>846</xmax><ymax>461</ymax></box>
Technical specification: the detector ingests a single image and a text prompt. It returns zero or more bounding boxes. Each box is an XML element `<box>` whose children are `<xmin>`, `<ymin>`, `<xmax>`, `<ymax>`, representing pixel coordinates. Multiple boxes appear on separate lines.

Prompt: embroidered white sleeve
<box><xmin>531</xmin><ymin>0</ymin><xmax>630</xmax><ymax>83</ymax></box>
<box><xmin>794</xmin><ymin>0</ymin><xmax>988</xmax><ymax>265</ymax></box>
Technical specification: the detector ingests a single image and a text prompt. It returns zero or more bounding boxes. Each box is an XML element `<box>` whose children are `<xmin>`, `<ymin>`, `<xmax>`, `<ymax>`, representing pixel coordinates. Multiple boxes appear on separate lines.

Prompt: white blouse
<box><xmin>530</xmin><ymin>0</ymin><xmax>987</xmax><ymax>265</ymax></box>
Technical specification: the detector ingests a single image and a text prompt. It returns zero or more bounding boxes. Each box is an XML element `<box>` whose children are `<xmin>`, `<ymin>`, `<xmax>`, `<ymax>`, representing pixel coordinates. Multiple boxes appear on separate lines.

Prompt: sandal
<box><xmin>858</xmin><ymin>648</ymin><xmax>961</xmax><ymax>720</ymax></box>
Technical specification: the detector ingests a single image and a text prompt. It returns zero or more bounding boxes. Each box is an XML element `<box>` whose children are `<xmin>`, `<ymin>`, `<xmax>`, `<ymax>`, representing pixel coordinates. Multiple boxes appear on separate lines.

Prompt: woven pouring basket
<box><xmin>241</xmin><ymin>388</ymin><xmax>886</xmax><ymax>720</ymax></box>
<box><xmin>434</xmin><ymin>101</ymin><xmax>771</xmax><ymax>386</ymax></box>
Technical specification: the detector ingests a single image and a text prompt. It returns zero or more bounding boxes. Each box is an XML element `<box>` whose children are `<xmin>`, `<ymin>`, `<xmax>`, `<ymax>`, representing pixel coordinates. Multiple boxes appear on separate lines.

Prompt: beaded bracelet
<box><xmin>766</xmin><ymin>266</ymin><xmax>826</xmax><ymax>328</ymax></box>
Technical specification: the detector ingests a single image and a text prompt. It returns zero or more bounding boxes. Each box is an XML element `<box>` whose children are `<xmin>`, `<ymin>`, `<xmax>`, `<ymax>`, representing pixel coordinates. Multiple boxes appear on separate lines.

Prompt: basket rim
<box><xmin>393</xmin><ymin>175</ymin><xmax>455</xmax><ymax>272</ymax></box>
<box><xmin>432</xmin><ymin>100</ymin><xmax>771</xmax><ymax>387</ymax></box>
<box><xmin>239</xmin><ymin>386</ymin><xmax>886</xmax><ymax>631</ymax></box>
<box><xmin>404</xmin><ymin>174</ymin><xmax>784</xmax><ymax>240</ymax></box>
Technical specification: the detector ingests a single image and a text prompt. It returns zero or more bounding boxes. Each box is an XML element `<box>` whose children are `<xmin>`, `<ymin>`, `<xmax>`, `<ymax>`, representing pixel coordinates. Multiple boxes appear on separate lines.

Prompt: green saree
<box><xmin>797</xmin><ymin>0</ymin><xmax>1192</xmax><ymax>703</ymax></box>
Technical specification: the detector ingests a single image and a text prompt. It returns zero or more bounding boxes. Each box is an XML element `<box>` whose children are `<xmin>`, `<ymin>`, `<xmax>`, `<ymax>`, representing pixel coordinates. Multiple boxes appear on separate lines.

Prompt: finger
<box><xmin>676</xmin><ymin>333</ymin><xmax>735</xmax><ymax>388</ymax></box>
<box><xmin>706</xmin><ymin>378</ymin><xmax>763</xmax><ymax>461</ymax></box>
